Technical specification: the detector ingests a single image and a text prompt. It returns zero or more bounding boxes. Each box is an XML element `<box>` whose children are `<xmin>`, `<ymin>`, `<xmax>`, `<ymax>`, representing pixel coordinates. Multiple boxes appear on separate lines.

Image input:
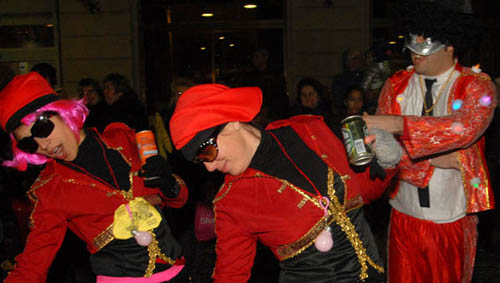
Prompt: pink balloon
<box><xmin>314</xmin><ymin>229</ymin><xmax>333</xmax><ymax>252</ymax></box>
<box><xmin>134</xmin><ymin>231</ymin><xmax>152</xmax><ymax>246</ymax></box>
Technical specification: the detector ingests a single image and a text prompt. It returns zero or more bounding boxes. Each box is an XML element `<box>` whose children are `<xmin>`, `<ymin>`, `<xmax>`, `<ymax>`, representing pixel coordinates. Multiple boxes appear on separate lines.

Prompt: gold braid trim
<box><xmin>100</xmin><ymin>137</ymin><xmax>135</xmax><ymax>199</ymax></box>
<box><xmin>121</xmin><ymin>171</ymin><xmax>137</xmax><ymax>200</ymax></box>
<box><xmin>213</xmin><ymin>182</ymin><xmax>233</xmax><ymax>203</ymax></box>
<box><xmin>276</xmin><ymin>214</ymin><xmax>335</xmax><ymax>260</ymax></box>
<box><xmin>29</xmin><ymin>174</ymin><xmax>55</xmax><ymax>193</ymax></box>
<box><xmin>144</xmin><ymin>231</ymin><xmax>176</xmax><ymax>277</ymax></box>
<box><xmin>172</xmin><ymin>174</ymin><xmax>185</xmax><ymax>187</ymax></box>
<box><xmin>26</xmin><ymin>174</ymin><xmax>56</xmax><ymax>229</ymax></box>
<box><xmin>93</xmin><ymin>224</ymin><xmax>115</xmax><ymax>251</ymax></box>
<box><xmin>326</xmin><ymin>168</ymin><xmax>383</xmax><ymax>280</ymax></box>
<box><xmin>214</xmin><ymin>170</ymin><xmax>382</xmax><ymax>280</ymax></box>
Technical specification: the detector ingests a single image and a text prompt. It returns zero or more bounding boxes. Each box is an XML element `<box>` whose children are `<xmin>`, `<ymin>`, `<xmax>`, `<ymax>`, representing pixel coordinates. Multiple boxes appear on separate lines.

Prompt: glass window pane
<box><xmin>0</xmin><ymin>25</ymin><xmax>55</xmax><ymax>49</ymax></box>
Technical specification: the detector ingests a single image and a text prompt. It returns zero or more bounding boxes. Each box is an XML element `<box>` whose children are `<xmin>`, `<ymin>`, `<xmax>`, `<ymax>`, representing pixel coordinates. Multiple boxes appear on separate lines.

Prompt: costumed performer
<box><xmin>169</xmin><ymin>83</ymin><xmax>403</xmax><ymax>282</ymax></box>
<box><xmin>1</xmin><ymin>72</ymin><xmax>189</xmax><ymax>283</ymax></box>
<box><xmin>363</xmin><ymin>2</ymin><xmax>497</xmax><ymax>282</ymax></box>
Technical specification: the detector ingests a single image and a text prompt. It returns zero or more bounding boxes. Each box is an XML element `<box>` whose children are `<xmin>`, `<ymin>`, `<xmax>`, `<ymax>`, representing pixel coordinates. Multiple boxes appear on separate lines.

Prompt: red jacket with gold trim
<box><xmin>377</xmin><ymin>64</ymin><xmax>496</xmax><ymax>213</ymax></box>
<box><xmin>5</xmin><ymin>123</ymin><xmax>188</xmax><ymax>283</ymax></box>
<box><xmin>211</xmin><ymin>115</ymin><xmax>396</xmax><ymax>283</ymax></box>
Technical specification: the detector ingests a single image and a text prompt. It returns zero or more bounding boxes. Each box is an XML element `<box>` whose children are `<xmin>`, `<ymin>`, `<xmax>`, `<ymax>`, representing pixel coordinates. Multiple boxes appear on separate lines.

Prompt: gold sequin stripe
<box><xmin>276</xmin><ymin>213</ymin><xmax>335</xmax><ymax>260</ymax></box>
<box><xmin>459</xmin><ymin>144</ymin><xmax>492</xmax><ymax>212</ymax></box>
<box><xmin>93</xmin><ymin>224</ymin><xmax>115</xmax><ymax>251</ymax></box>
<box><xmin>145</xmin><ymin>231</ymin><xmax>176</xmax><ymax>277</ymax></box>
<box><xmin>101</xmin><ymin>138</ymin><xmax>134</xmax><ymax>198</ymax></box>
<box><xmin>172</xmin><ymin>174</ymin><xmax>185</xmax><ymax>187</ymax></box>
<box><xmin>326</xmin><ymin>168</ymin><xmax>384</xmax><ymax>281</ymax></box>
<box><xmin>274</xmin><ymin>178</ymin><xmax>353</xmax><ymax>260</ymax></box>
<box><xmin>121</xmin><ymin>171</ymin><xmax>137</xmax><ymax>200</ymax></box>
<box><xmin>27</xmin><ymin>174</ymin><xmax>56</xmax><ymax>229</ymax></box>
<box><xmin>474</xmin><ymin>144</ymin><xmax>491</xmax><ymax>209</ymax></box>
<box><xmin>213</xmin><ymin>181</ymin><xmax>233</xmax><ymax>203</ymax></box>
<box><xmin>28</xmin><ymin>174</ymin><xmax>55</xmax><ymax>202</ymax></box>
<box><xmin>457</xmin><ymin>151</ymin><xmax>468</xmax><ymax>211</ymax></box>
<box><xmin>106</xmin><ymin>144</ymin><xmax>130</xmax><ymax>167</ymax></box>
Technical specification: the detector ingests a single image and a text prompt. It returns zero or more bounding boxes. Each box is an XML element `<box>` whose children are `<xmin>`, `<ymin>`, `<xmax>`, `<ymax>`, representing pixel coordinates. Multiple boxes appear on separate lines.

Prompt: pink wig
<box><xmin>3</xmin><ymin>99</ymin><xmax>89</xmax><ymax>171</ymax></box>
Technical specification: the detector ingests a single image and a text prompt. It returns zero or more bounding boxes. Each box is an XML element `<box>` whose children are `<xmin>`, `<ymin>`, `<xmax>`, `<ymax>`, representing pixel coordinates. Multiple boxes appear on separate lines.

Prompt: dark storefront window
<box><xmin>0</xmin><ymin>25</ymin><xmax>55</xmax><ymax>49</ymax></box>
<box><xmin>142</xmin><ymin>0</ymin><xmax>285</xmax><ymax>112</ymax></box>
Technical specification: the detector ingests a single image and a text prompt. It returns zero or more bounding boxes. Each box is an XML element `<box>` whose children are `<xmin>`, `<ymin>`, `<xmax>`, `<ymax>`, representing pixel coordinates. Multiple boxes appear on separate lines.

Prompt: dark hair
<box><xmin>367</xmin><ymin>42</ymin><xmax>390</xmax><ymax>63</ymax></box>
<box><xmin>31</xmin><ymin>63</ymin><xmax>57</xmax><ymax>87</ymax></box>
<box><xmin>342</xmin><ymin>48</ymin><xmax>362</xmax><ymax>70</ymax></box>
<box><xmin>296</xmin><ymin>77</ymin><xmax>327</xmax><ymax>105</ymax></box>
<box><xmin>253</xmin><ymin>48</ymin><xmax>270</xmax><ymax>58</ymax></box>
<box><xmin>394</xmin><ymin>1</ymin><xmax>480</xmax><ymax>57</ymax></box>
<box><xmin>170</xmin><ymin>76</ymin><xmax>196</xmax><ymax>94</ymax></box>
<box><xmin>78</xmin><ymin>78</ymin><xmax>102</xmax><ymax>98</ymax></box>
<box><xmin>0</xmin><ymin>65</ymin><xmax>15</xmax><ymax>91</ymax></box>
<box><xmin>103</xmin><ymin>73</ymin><xmax>133</xmax><ymax>95</ymax></box>
<box><xmin>344</xmin><ymin>85</ymin><xmax>365</xmax><ymax>101</ymax></box>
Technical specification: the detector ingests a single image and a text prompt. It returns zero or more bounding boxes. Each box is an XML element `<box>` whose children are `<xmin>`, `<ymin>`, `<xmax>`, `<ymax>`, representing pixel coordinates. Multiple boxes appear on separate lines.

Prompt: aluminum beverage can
<box><xmin>135</xmin><ymin>130</ymin><xmax>158</xmax><ymax>166</ymax></box>
<box><xmin>340</xmin><ymin>115</ymin><xmax>374</xmax><ymax>166</ymax></box>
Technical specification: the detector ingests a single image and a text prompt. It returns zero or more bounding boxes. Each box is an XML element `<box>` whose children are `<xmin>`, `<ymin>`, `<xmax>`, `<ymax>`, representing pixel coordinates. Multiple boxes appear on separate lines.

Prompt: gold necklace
<box><xmin>418</xmin><ymin>65</ymin><xmax>456</xmax><ymax>116</ymax></box>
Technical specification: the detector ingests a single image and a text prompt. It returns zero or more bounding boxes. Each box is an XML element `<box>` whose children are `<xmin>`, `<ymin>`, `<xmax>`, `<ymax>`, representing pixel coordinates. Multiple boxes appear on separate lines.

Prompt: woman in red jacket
<box><xmin>0</xmin><ymin>72</ymin><xmax>188</xmax><ymax>283</ymax></box>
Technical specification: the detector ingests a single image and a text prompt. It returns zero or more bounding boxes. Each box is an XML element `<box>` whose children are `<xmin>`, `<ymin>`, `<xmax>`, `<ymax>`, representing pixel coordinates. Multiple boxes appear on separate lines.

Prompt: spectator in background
<box><xmin>155</xmin><ymin>76</ymin><xmax>199</xmax><ymax>174</ymax></box>
<box><xmin>162</xmin><ymin>77</ymin><xmax>197</xmax><ymax>124</ymax></box>
<box><xmin>78</xmin><ymin>78</ymin><xmax>102</xmax><ymax>106</ymax></box>
<box><xmin>341</xmin><ymin>86</ymin><xmax>365</xmax><ymax>119</ymax></box>
<box><xmin>240</xmin><ymin>48</ymin><xmax>288</xmax><ymax>127</ymax></box>
<box><xmin>290</xmin><ymin>77</ymin><xmax>341</xmax><ymax>137</ymax></box>
<box><xmin>100</xmin><ymin>72</ymin><xmax>148</xmax><ymax>132</ymax></box>
<box><xmin>78</xmin><ymin>78</ymin><xmax>107</xmax><ymax>129</ymax></box>
<box><xmin>361</xmin><ymin>44</ymin><xmax>392</xmax><ymax>114</ymax></box>
<box><xmin>331</xmin><ymin>48</ymin><xmax>365</xmax><ymax>114</ymax></box>
<box><xmin>31</xmin><ymin>63</ymin><xmax>60</xmax><ymax>94</ymax></box>
<box><xmin>150</xmin><ymin>75</ymin><xmax>222</xmax><ymax>281</ymax></box>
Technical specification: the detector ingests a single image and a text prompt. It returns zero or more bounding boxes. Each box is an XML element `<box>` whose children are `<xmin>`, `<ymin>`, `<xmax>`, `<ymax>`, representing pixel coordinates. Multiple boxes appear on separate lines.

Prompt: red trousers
<box><xmin>388</xmin><ymin>209</ymin><xmax>478</xmax><ymax>283</ymax></box>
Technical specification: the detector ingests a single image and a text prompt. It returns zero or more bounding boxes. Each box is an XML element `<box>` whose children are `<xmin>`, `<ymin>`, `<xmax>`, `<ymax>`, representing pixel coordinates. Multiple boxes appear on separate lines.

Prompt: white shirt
<box><xmin>389</xmin><ymin>66</ymin><xmax>467</xmax><ymax>223</ymax></box>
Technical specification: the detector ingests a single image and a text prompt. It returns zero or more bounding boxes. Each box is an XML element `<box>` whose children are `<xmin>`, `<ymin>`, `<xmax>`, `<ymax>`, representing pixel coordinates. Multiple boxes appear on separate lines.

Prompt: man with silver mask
<box><xmin>363</xmin><ymin>1</ymin><xmax>497</xmax><ymax>282</ymax></box>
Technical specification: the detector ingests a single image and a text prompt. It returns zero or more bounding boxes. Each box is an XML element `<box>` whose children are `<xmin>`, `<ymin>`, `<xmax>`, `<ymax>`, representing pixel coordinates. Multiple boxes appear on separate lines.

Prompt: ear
<box><xmin>222</xmin><ymin>121</ymin><xmax>241</xmax><ymax>134</ymax></box>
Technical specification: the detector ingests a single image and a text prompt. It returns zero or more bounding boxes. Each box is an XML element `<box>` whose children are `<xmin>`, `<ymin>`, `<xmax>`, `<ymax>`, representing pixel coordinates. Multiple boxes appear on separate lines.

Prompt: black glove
<box><xmin>369</xmin><ymin>158</ymin><xmax>386</xmax><ymax>181</ymax></box>
<box><xmin>141</xmin><ymin>155</ymin><xmax>179</xmax><ymax>198</ymax></box>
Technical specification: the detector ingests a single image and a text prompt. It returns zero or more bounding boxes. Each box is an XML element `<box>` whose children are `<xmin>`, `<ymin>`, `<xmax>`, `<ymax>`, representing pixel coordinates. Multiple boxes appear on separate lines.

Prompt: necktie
<box><xmin>422</xmin><ymin>78</ymin><xmax>437</xmax><ymax>116</ymax></box>
<box><xmin>418</xmin><ymin>78</ymin><xmax>436</xmax><ymax>207</ymax></box>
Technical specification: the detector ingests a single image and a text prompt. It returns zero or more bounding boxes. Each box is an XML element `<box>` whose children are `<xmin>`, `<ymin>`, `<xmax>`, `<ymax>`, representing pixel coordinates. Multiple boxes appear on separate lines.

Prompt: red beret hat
<box><xmin>169</xmin><ymin>84</ymin><xmax>262</xmax><ymax>158</ymax></box>
<box><xmin>0</xmin><ymin>72</ymin><xmax>58</xmax><ymax>132</ymax></box>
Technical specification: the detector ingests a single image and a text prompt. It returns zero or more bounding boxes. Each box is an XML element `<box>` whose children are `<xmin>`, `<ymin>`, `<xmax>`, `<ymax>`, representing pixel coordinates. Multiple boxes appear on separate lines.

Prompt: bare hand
<box><xmin>362</xmin><ymin>113</ymin><xmax>404</xmax><ymax>135</ymax></box>
<box><xmin>364</xmin><ymin>134</ymin><xmax>376</xmax><ymax>145</ymax></box>
<box><xmin>430</xmin><ymin>152</ymin><xmax>460</xmax><ymax>169</ymax></box>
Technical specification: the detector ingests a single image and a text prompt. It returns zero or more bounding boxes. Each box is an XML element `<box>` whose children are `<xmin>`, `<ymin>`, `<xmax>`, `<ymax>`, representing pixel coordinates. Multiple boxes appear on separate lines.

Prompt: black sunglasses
<box><xmin>16</xmin><ymin>112</ymin><xmax>57</xmax><ymax>154</ymax></box>
<box><xmin>194</xmin><ymin>124</ymin><xmax>225</xmax><ymax>163</ymax></box>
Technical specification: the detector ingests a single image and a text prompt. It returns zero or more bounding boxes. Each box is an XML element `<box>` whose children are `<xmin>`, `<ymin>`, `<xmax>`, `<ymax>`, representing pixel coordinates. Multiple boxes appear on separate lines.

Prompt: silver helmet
<box><xmin>405</xmin><ymin>33</ymin><xmax>445</xmax><ymax>56</ymax></box>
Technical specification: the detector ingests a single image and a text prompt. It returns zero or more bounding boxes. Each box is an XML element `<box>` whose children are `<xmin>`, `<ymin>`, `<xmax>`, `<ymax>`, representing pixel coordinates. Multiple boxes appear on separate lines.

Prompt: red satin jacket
<box><xmin>377</xmin><ymin>64</ymin><xmax>496</xmax><ymax>213</ymax></box>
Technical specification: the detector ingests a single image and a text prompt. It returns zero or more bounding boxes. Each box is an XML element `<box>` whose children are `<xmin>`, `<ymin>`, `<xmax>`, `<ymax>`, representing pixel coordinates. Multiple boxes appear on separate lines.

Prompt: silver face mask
<box><xmin>405</xmin><ymin>33</ymin><xmax>445</xmax><ymax>56</ymax></box>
